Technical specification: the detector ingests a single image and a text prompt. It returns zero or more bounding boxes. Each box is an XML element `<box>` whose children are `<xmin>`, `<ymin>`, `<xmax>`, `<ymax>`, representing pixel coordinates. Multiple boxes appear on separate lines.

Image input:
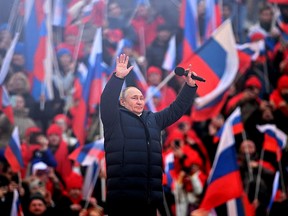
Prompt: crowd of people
<box><xmin>0</xmin><ymin>0</ymin><xmax>288</xmax><ymax>215</ymax></box>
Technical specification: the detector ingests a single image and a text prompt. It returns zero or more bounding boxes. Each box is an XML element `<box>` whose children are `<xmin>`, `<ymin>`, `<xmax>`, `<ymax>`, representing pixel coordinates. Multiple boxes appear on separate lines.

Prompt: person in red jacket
<box><xmin>46</xmin><ymin>124</ymin><xmax>72</xmax><ymax>181</ymax></box>
<box><xmin>225</xmin><ymin>76</ymin><xmax>263</xmax><ymax>122</ymax></box>
<box><xmin>270</xmin><ymin>75</ymin><xmax>288</xmax><ymax>116</ymax></box>
<box><xmin>270</xmin><ymin>75</ymin><xmax>288</xmax><ymax>133</ymax></box>
<box><xmin>146</xmin><ymin>66</ymin><xmax>177</xmax><ymax>107</ymax></box>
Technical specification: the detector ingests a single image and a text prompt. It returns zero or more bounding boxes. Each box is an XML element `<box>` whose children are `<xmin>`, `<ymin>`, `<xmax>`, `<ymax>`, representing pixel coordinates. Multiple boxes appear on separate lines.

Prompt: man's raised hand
<box><xmin>115</xmin><ymin>54</ymin><xmax>134</xmax><ymax>78</ymax></box>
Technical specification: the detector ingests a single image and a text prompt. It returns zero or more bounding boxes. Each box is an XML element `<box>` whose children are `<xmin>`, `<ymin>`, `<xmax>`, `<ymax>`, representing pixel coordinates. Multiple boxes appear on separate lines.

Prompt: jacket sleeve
<box><xmin>155</xmin><ymin>84</ymin><xmax>197</xmax><ymax>130</ymax></box>
<box><xmin>100</xmin><ymin>74</ymin><xmax>124</xmax><ymax>129</ymax></box>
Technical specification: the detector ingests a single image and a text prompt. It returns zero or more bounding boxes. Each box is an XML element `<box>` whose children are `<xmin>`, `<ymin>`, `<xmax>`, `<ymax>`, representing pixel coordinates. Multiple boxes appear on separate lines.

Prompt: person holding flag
<box><xmin>100</xmin><ymin>54</ymin><xmax>199</xmax><ymax>216</ymax></box>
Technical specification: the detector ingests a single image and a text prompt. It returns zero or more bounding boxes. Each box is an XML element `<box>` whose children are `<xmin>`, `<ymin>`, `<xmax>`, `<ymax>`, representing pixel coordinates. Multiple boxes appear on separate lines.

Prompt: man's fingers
<box><xmin>125</xmin><ymin>55</ymin><xmax>129</xmax><ymax>65</ymax></box>
<box><xmin>127</xmin><ymin>65</ymin><xmax>134</xmax><ymax>72</ymax></box>
<box><xmin>186</xmin><ymin>64</ymin><xmax>192</xmax><ymax>72</ymax></box>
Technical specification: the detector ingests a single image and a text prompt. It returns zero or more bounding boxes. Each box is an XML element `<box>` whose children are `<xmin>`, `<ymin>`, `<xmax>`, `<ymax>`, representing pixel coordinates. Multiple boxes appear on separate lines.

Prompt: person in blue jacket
<box><xmin>100</xmin><ymin>54</ymin><xmax>198</xmax><ymax>216</ymax></box>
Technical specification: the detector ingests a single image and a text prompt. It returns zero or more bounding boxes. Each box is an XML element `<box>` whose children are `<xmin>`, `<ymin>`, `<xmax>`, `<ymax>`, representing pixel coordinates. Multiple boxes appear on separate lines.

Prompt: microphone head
<box><xmin>174</xmin><ymin>67</ymin><xmax>185</xmax><ymax>76</ymax></box>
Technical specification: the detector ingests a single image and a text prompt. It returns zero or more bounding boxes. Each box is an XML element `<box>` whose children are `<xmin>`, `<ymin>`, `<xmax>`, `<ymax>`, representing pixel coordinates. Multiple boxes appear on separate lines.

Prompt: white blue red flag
<box><xmin>200</xmin><ymin>108</ymin><xmax>243</xmax><ymax>210</ymax></box>
<box><xmin>256</xmin><ymin>124</ymin><xmax>287</xmax><ymax>172</ymax></box>
<box><xmin>188</xmin><ymin>20</ymin><xmax>238</xmax><ymax>121</ymax></box>
<box><xmin>180</xmin><ymin>0</ymin><xmax>200</xmax><ymax>57</ymax></box>
<box><xmin>204</xmin><ymin>0</ymin><xmax>221</xmax><ymax>41</ymax></box>
<box><xmin>214</xmin><ymin>107</ymin><xmax>244</xmax><ymax>143</ymax></box>
<box><xmin>162</xmin><ymin>35</ymin><xmax>176</xmax><ymax>72</ymax></box>
<box><xmin>267</xmin><ymin>171</ymin><xmax>280</xmax><ymax>211</ymax></box>
<box><xmin>52</xmin><ymin>0</ymin><xmax>67</xmax><ymax>27</ymax></box>
<box><xmin>226</xmin><ymin>193</ymin><xmax>255</xmax><ymax>216</ymax></box>
<box><xmin>163</xmin><ymin>151</ymin><xmax>175</xmax><ymax>189</ymax></box>
<box><xmin>69</xmin><ymin>138</ymin><xmax>105</xmax><ymax>166</ymax></box>
<box><xmin>10</xmin><ymin>189</ymin><xmax>24</xmax><ymax>216</ymax></box>
<box><xmin>72</xmin><ymin>28</ymin><xmax>106</xmax><ymax>145</ymax></box>
<box><xmin>4</xmin><ymin>127</ymin><xmax>24</xmax><ymax>172</ymax></box>
<box><xmin>24</xmin><ymin>0</ymin><xmax>54</xmax><ymax>101</ymax></box>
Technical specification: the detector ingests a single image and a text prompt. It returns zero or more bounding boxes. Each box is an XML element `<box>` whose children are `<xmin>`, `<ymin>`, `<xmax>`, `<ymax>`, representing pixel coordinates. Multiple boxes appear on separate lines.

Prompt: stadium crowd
<box><xmin>0</xmin><ymin>0</ymin><xmax>288</xmax><ymax>215</ymax></box>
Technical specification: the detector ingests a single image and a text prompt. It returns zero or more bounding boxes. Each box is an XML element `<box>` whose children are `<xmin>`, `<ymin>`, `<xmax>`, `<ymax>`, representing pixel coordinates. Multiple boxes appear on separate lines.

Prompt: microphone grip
<box><xmin>190</xmin><ymin>73</ymin><xmax>206</xmax><ymax>82</ymax></box>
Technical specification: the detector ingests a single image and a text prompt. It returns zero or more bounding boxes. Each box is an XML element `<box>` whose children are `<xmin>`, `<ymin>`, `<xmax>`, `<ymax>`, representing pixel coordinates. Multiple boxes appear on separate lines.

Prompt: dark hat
<box><xmin>29</xmin><ymin>192</ymin><xmax>46</xmax><ymax>205</ymax></box>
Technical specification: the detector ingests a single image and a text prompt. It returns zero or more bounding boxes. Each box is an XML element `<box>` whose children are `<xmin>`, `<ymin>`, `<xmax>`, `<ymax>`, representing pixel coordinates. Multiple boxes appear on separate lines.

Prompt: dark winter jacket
<box><xmin>100</xmin><ymin>74</ymin><xmax>197</xmax><ymax>206</ymax></box>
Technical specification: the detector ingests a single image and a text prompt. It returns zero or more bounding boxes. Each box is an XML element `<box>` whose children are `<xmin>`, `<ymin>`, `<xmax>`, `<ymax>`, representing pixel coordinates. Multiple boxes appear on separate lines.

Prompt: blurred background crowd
<box><xmin>0</xmin><ymin>0</ymin><xmax>288</xmax><ymax>215</ymax></box>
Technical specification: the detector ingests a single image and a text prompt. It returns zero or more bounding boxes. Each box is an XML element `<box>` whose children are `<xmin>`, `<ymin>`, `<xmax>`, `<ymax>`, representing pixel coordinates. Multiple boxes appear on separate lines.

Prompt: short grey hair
<box><xmin>120</xmin><ymin>86</ymin><xmax>139</xmax><ymax>99</ymax></box>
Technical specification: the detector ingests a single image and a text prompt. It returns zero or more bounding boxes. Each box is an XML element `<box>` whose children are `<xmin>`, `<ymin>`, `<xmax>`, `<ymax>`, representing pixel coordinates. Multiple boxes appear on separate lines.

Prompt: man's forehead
<box><xmin>126</xmin><ymin>87</ymin><xmax>143</xmax><ymax>96</ymax></box>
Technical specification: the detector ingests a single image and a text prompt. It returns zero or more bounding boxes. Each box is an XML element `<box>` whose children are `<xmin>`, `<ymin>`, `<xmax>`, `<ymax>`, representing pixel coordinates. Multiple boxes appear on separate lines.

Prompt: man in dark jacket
<box><xmin>100</xmin><ymin>54</ymin><xmax>198</xmax><ymax>216</ymax></box>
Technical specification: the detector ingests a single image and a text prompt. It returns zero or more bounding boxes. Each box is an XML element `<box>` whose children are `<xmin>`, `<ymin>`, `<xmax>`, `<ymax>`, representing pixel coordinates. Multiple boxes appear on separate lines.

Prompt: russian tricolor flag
<box><xmin>204</xmin><ymin>0</ymin><xmax>221</xmax><ymax>41</ymax></box>
<box><xmin>83</xmin><ymin>27</ymin><xmax>106</xmax><ymax>111</ymax></box>
<box><xmin>226</xmin><ymin>193</ymin><xmax>255</xmax><ymax>216</ymax></box>
<box><xmin>180</xmin><ymin>0</ymin><xmax>200</xmax><ymax>57</ymax></box>
<box><xmin>256</xmin><ymin>124</ymin><xmax>287</xmax><ymax>172</ymax></box>
<box><xmin>72</xmin><ymin>28</ymin><xmax>106</xmax><ymax>145</ymax></box>
<box><xmin>80</xmin><ymin>0</ymin><xmax>99</xmax><ymax>24</ymax></box>
<box><xmin>24</xmin><ymin>0</ymin><xmax>54</xmax><ymax>101</ymax></box>
<box><xmin>214</xmin><ymin>108</ymin><xmax>244</xmax><ymax>143</ymax></box>
<box><xmin>257</xmin><ymin>124</ymin><xmax>287</xmax><ymax>160</ymax></box>
<box><xmin>163</xmin><ymin>151</ymin><xmax>175</xmax><ymax>189</ymax></box>
<box><xmin>69</xmin><ymin>138</ymin><xmax>105</xmax><ymax>166</ymax></box>
<box><xmin>200</xmin><ymin>108</ymin><xmax>243</xmax><ymax>211</ymax></box>
<box><xmin>162</xmin><ymin>35</ymin><xmax>176</xmax><ymax>72</ymax></box>
<box><xmin>52</xmin><ymin>0</ymin><xmax>67</xmax><ymax>27</ymax></box>
<box><xmin>236</xmin><ymin>40</ymin><xmax>266</xmax><ymax>74</ymax></box>
<box><xmin>188</xmin><ymin>20</ymin><xmax>239</xmax><ymax>121</ymax></box>
<box><xmin>4</xmin><ymin>127</ymin><xmax>24</xmax><ymax>172</ymax></box>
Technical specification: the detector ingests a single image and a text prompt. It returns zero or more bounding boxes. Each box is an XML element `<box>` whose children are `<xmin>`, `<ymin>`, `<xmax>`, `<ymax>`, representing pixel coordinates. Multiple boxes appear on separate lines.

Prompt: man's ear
<box><xmin>120</xmin><ymin>98</ymin><xmax>125</xmax><ymax>106</ymax></box>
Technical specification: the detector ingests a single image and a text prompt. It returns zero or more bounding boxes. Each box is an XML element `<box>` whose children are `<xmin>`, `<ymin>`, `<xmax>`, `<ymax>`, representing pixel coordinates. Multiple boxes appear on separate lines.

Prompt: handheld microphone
<box><xmin>174</xmin><ymin>67</ymin><xmax>206</xmax><ymax>82</ymax></box>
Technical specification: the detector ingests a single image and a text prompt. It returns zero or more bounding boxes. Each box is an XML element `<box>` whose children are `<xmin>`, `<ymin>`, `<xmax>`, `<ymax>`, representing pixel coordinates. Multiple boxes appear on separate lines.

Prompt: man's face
<box><xmin>121</xmin><ymin>87</ymin><xmax>145</xmax><ymax>115</ymax></box>
<box><xmin>29</xmin><ymin>199</ymin><xmax>46</xmax><ymax>215</ymax></box>
<box><xmin>260</xmin><ymin>9</ymin><xmax>273</xmax><ymax>23</ymax></box>
<box><xmin>147</xmin><ymin>73</ymin><xmax>162</xmax><ymax>86</ymax></box>
<box><xmin>48</xmin><ymin>134</ymin><xmax>61</xmax><ymax>146</ymax></box>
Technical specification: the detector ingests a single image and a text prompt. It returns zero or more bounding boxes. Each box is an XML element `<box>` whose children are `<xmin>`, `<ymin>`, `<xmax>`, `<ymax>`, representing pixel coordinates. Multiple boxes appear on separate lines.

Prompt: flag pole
<box><xmin>145</xmin><ymin>72</ymin><xmax>175</xmax><ymax>103</ymax></box>
<box><xmin>7</xmin><ymin>0</ymin><xmax>19</xmax><ymax>33</ymax></box>
<box><xmin>72</xmin><ymin>22</ymin><xmax>85</xmax><ymax>67</ymax></box>
<box><xmin>40</xmin><ymin>83</ymin><xmax>46</xmax><ymax>111</ymax></box>
<box><xmin>98</xmin><ymin>112</ymin><xmax>106</xmax><ymax>203</ymax></box>
<box><xmin>254</xmin><ymin>148</ymin><xmax>265</xmax><ymax>200</ymax></box>
<box><xmin>262</xmin><ymin>56</ymin><xmax>271</xmax><ymax>95</ymax></box>
<box><xmin>84</xmin><ymin>163</ymin><xmax>100</xmax><ymax>209</ymax></box>
<box><xmin>241</xmin><ymin>129</ymin><xmax>254</xmax><ymax>193</ymax></box>
<box><xmin>127</xmin><ymin>2</ymin><xmax>140</xmax><ymax>26</ymax></box>
<box><xmin>277</xmin><ymin>159</ymin><xmax>287</xmax><ymax>197</ymax></box>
